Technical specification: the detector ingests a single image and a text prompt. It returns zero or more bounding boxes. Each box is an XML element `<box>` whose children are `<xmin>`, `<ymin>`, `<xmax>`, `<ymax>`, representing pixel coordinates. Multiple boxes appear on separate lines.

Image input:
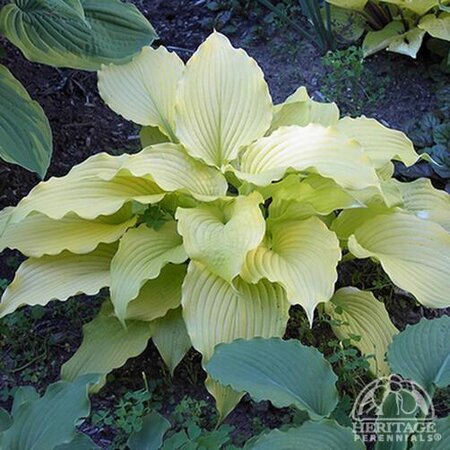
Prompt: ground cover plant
<box><xmin>0</xmin><ymin>1</ymin><xmax>449</xmax><ymax>448</ymax></box>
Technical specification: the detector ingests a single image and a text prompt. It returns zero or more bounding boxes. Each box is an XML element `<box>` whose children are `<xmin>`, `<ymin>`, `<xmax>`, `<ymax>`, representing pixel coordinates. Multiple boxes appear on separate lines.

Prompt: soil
<box><xmin>0</xmin><ymin>1</ymin><xmax>448</xmax><ymax>448</ymax></box>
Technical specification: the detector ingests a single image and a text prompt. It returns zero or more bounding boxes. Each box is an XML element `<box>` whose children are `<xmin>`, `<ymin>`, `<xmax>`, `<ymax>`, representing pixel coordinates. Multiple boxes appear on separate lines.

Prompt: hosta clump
<box><xmin>1</xmin><ymin>32</ymin><xmax>450</xmax><ymax>419</ymax></box>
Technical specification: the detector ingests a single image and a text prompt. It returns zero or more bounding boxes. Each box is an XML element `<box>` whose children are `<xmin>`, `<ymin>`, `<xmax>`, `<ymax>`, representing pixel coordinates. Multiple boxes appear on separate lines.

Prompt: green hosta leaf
<box><xmin>0</xmin><ymin>65</ymin><xmax>52</xmax><ymax>177</ymax></box>
<box><xmin>206</xmin><ymin>338</ymin><xmax>338</xmax><ymax>420</ymax></box>
<box><xmin>325</xmin><ymin>287</ymin><xmax>398</xmax><ymax>376</ymax></box>
<box><xmin>271</xmin><ymin>86</ymin><xmax>339</xmax><ymax>131</ymax></box>
<box><xmin>126</xmin><ymin>264</ymin><xmax>186</xmax><ymax>322</ymax></box>
<box><xmin>394</xmin><ymin>178</ymin><xmax>450</xmax><ymax>232</ymax></box>
<box><xmin>347</xmin><ymin>212</ymin><xmax>450</xmax><ymax>309</ymax></box>
<box><xmin>0</xmin><ymin>243</ymin><xmax>117</xmax><ymax>318</ymax></box>
<box><xmin>363</xmin><ymin>21</ymin><xmax>405</xmax><ymax>57</ymax></box>
<box><xmin>176</xmin><ymin>193</ymin><xmax>265</xmax><ymax>282</ymax></box>
<box><xmin>419</xmin><ymin>13</ymin><xmax>450</xmax><ymax>40</ymax></box>
<box><xmin>54</xmin><ymin>432</ymin><xmax>100</xmax><ymax>450</ymax></box>
<box><xmin>182</xmin><ymin>262</ymin><xmax>290</xmax><ymax>419</ymax></box>
<box><xmin>237</xmin><ymin>124</ymin><xmax>379</xmax><ymax>190</ymax></box>
<box><xmin>246</xmin><ymin>420</ymin><xmax>364</xmax><ymax>450</ymax></box>
<box><xmin>10</xmin><ymin>387</ymin><xmax>40</xmax><ymax>416</ymax></box>
<box><xmin>388</xmin><ymin>28</ymin><xmax>426</xmax><ymax>59</ymax></box>
<box><xmin>336</xmin><ymin>117</ymin><xmax>418</xmax><ymax>169</ymax></box>
<box><xmin>242</xmin><ymin>217</ymin><xmax>341</xmax><ymax>324</ymax></box>
<box><xmin>123</xmin><ymin>144</ymin><xmax>228</xmax><ymax>200</ymax></box>
<box><xmin>151</xmin><ymin>307</ymin><xmax>191</xmax><ymax>375</ymax></box>
<box><xmin>0</xmin><ymin>207</ymin><xmax>136</xmax><ymax>258</ymax></box>
<box><xmin>0</xmin><ymin>409</ymin><xmax>11</xmax><ymax>433</ymax></box>
<box><xmin>110</xmin><ymin>222</ymin><xmax>187</xmax><ymax>323</ymax></box>
<box><xmin>0</xmin><ymin>0</ymin><xmax>157</xmax><ymax>70</ymax></box>
<box><xmin>0</xmin><ymin>375</ymin><xmax>98</xmax><ymax>450</ymax></box>
<box><xmin>98</xmin><ymin>46</ymin><xmax>183</xmax><ymax>139</ymax></box>
<box><xmin>388</xmin><ymin>316</ymin><xmax>450</xmax><ymax>393</ymax></box>
<box><xmin>175</xmin><ymin>32</ymin><xmax>272</xmax><ymax>168</ymax></box>
<box><xmin>61</xmin><ymin>303</ymin><xmax>152</xmax><ymax>388</ymax></box>
<box><xmin>127</xmin><ymin>411</ymin><xmax>171</xmax><ymax>450</ymax></box>
<box><xmin>411</xmin><ymin>417</ymin><xmax>450</xmax><ymax>450</ymax></box>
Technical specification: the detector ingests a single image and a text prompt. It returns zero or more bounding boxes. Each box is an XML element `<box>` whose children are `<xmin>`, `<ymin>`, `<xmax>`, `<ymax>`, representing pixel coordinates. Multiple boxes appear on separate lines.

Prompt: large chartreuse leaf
<box><xmin>206</xmin><ymin>338</ymin><xmax>338</xmax><ymax>420</ymax></box>
<box><xmin>127</xmin><ymin>411</ymin><xmax>171</xmax><ymax>450</ymax></box>
<box><xmin>325</xmin><ymin>0</ymin><xmax>368</xmax><ymax>11</ymax></box>
<box><xmin>98</xmin><ymin>46</ymin><xmax>183</xmax><ymax>140</ymax></box>
<box><xmin>363</xmin><ymin>22</ymin><xmax>405</xmax><ymax>57</ymax></box>
<box><xmin>110</xmin><ymin>222</ymin><xmax>187</xmax><ymax>322</ymax></box>
<box><xmin>246</xmin><ymin>420</ymin><xmax>364</xmax><ymax>450</ymax></box>
<box><xmin>382</xmin><ymin>0</ymin><xmax>440</xmax><ymax>16</ymax></box>
<box><xmin>61</xmin><ymin>303</ymin><xmax>152</xmax><ymax>387</ymax></box>
<box><xmin>182</xmin><ymin>262</ymin><xmax>290</xmax><ymax>419</ymax></box>
<box><xmin>175</xmin><ymin>32</ymin><xmax>272</xmax><ymax>168</ymax></box>
<box><xmin>0</xmin><ymin>207</ymin><xmax>136</xmax><ymax>258</ymax></box>
<box><xmin>242</xmin><ymin>217</ymin><xmax>341</xmax><ymax>324</ymax></box>
<box><xmin>126</xmin><ymin>264</ymin><xmax>186</xmax><ymax>322</ymax></box>
<box><xmin>123</xmin><ymin>144</ymin><xmax>228</xmax><ymax>200</ymax></box>
<box><xmin>336</xmin><ymin>117</ymin><xmax>418</xmax><ymax>169</ymax></box>
<box><xmin>388</xmin><ymin>28</ymin><xmax>426</xmax><ymax>58</ymax></box>
<box><xmin>7</xmin><ymin>153</ymin><xmax>164</xmax><ymax>223</ymax></box>
<box><xmin>0</xmin><ymin>65</ymin><xmax>52</xmax><ymax>177</ymax></box>
<box><xmin>387</xmin><ymin>316</ymin><xmax>450</xmax><ymax>393</ymax></box>
<box><xmin>0</xmin><ymin>243</ymin><xmax>116</xmax><ymax>318</ymax></box>
<box><xmin>325</xmin><ymin>287</ymin><xmax>398</xmax><ymax>375</ymax></box>
<box><xmin>419</xmin><ymin>13</ymin><xmax>450</xmax><ymax>40</ymax></box>
<box><xmin>176</xmin><ymin>193</ymin><xmax>265</xmax><ymax>282</ymax></box>
<box><xmin>411</xmin><ymin>417</ymin><xmax>450</xmax><ymax>450</ymax></box>
<box><xmin>237</xmin><ymin>124</ymin><xmax>380</xmax><ymax>190</ymax></box>
<box><xmin>268</xmin><ymin>175</ymin><xmax>362</xmax><ymax>223</ymax></box>
<box><xmin>348</xmin><ymin>212</ymin><xmax>450</xmax><ymax>309</ymax></box>
<box><xmin>0</xmin><ymin>0</ymin><xmax>157</xmax><ymax>70</ymax></box>
<box><xmin>0</xmin><ymin>375</ymin><xmax>98</xmax><ymax>450</ymax></box>
<box><xmin>151</xmin><ymin>307</ymin><xmax>191</xmax><ymax>375</ymax></box>
<box><xmin>270</xmin><ymin>86</ymin><xmax>339</xmax><ymax>131</ymax></box>
<box><xmin>394</xmin><ymin>178</ymin><xmax>450</xmax><ymax>232</ymax></box>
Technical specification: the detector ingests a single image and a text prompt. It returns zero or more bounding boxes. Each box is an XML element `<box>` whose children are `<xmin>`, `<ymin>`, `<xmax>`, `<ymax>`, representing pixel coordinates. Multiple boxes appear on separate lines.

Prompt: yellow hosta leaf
<box><xmin>0</xmin><ymin>210</ymin><xmax>136</xmax><ymax>258</ymax></box>
<box><xmin>8</xmin><ymin>154</ymin><xmax>164</xmax><ymax>222</ymax></box>
<box><xmin>271</xmin><ymin>86</ymin><xmax>339</xmax><ymax>131</ymax></box>
<box><xmin>241</xmin><ymin>217</ymin><xmax>341</xmax><ymax>324</ymax></box>
<box><xmin>151</xmin><ymin>307</ymin><xmax>191</xmax><ymax>375</ymax></box>
<box><xmin>395</xmin><ymin>178</ymin><xmax>450</xmax><ymax>232</ymax></box>
<box><xmin>326</xmin><ymin>0</ymin><xmax>368</xmax><ymax>11</ymax></box>
<box><xmin>182</xmin><ymin>261</ymin><xmax>290</xmax><ymax>419</ymax></box>
<box><xmin>61</xmin><ymin>303</ymin><xmax>152</xmax><ymax>388</ymax></box>
<box><xmin>382</xmin><ymin>0</ymin><xmax>440</xmax><ymax>16</ymax></box>
<box><xmin>348</xmin><ymin>213</ymin><xmax>450</xmax><ymax>309</ymax></box>
<box><xmin>110</xmin><ymin>222</ymin><xmax>187</xmax><ymax>322</ymax></box>
<box><xmin>388</xmin><ymin>28</ymin><xmax>426</xmax><ymax>59</ymax></box>
<box><xmin>237</xmin><ymin>124</ymin><xmax>379</xmax><ymax>190</ymax></box>
<box><xmin>419</xmin><ymin>13</ymin><xmax>450</xmax><ymax>40</ymax></box>
<box><xmin>123</xmin><ymin>143</ymin><xmax>228</xmax><ymax>200</ymax></box>
<box><xmin>363</xmin><ymin>21</ymin><xmax>405</xmax><ymax>57</ymax></box>
<box><xmin>0</xmin><ymin>243</ymin><xmax>117</xmax><ymax>318</ymax></box>
<box><xmin>140</xmin><ymin>125</ymin><xmax>170</xmax><ymax>148</ymax></box>
<box><xmin>336</xmin><ymin>117</ymin><xmax>418</xmax><ymax>169</ymax></box>
<box><xmin>176</xmin><ymin>193</ymin><xmax>265</xmax><ymax>282</ymax></box>
<box><xmin>325</xmin><ymin>287</ymin><xmax>398</xmax><ymax>376</ymax></box>
<box><xmin>98</xmin><ymin>46</ymin><xmax>184</xmax><ymax>140</ymax></box>
<box><xmin>126</xmin><ymin>264</ymin><xmax>186</xmax><ymax>322</ymax></box>
<box><xmin>331</xmin><ymin>205</ymin><xmax>393</xmax><ymax>241</ymax></box>
<box><xmin>269</xmin><ymin>175</ymin><xmax>362</xmax><ymax>223</ymax></box>
<box><xmin>175</xmin><ymin>32</ymin><xmax>272</xmax><ymax>168</ymax></box>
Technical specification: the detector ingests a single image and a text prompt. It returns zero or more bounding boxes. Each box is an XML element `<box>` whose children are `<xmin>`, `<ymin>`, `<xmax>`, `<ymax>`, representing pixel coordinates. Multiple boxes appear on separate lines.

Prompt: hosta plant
<box><xmin>327</xmin><ymin>0</ymin><xmax>450</xmax><ymax>59</ymax></box>
<box><xmin>1</xmin><ymin>32</ymin><xmax>450</xmax><ymax>420</ymax></box>
<box><xmin>0</xmin><ymin>0</ymin><xmax>156</xmax><ymax>176</ymax></box>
